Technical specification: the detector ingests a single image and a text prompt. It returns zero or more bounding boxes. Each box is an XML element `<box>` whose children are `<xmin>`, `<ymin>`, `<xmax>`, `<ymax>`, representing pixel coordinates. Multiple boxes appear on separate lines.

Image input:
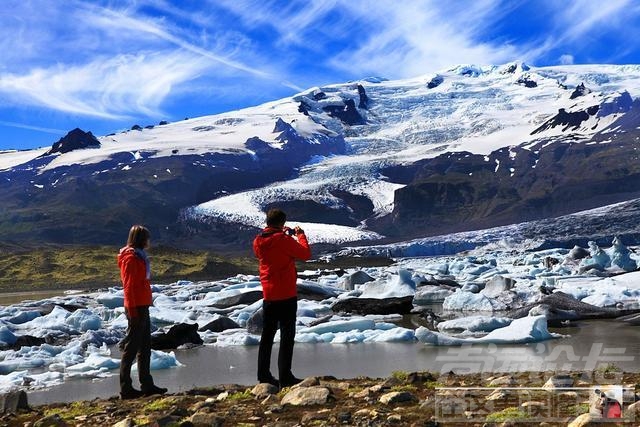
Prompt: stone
<box><xmin>261</xmin><ymin>395</ymin><xmax>279</xmax><ymax>405</ymax></box>
<box><xmin>198</xmin><ymin>317</ymin><xmax>240</xmax><ymax>333</ymax></box>
<box><xmin>301</xmin><ymin>409</ymin><xmax>330</xmax><ymax>423</ymax></box>
<box><xmin>211</xmin><ymin>290</ymin><xmax>263</xmax><ymax>309</ymax></box>
<box><xmin>488</xmin><ymin>375</ymin><xmax>516</xmax><ymax>387</ymax></box>
<box><xmin>542</xmin><ymin>374</ymin><xmax>574</xmax><ymax>390</ymax></box>
<box><xmin>567</xmin><ymin>413</ymin><xmax>596</xmax><ymax>427</ymax></box>
<box><xmin>295</xmin><ymin>377</ymin><xmax>319</xmax><ymax>388</ymax></box>
<box><xmin>189</xmin><ymin>412</ymin><xmax>224</xmax><ymax>427</ymax></box>
<box><xmin>0</xmin><ymin>390</ymin><xmax>28</xmax><ymax>414</ymax></box>
<box><xmin>251</xmin><ymin>383</ymin><xmax>278</xmax><ymax>399</ymax></box>
<box><xmin>486</xmin><ymin>389</ymin><xmax>507</xmax><ymax>401</ymax></box>
<box><xmin>151</xmin><ymin>323</ymin><xmax>203</xmax><ymax>350</ymax></box>
<box><xmin>625</xmin><ymin>401</ymin><xmax>640</xmax><ymax>417</ymax></box>
<box><xmin>34</xmin><ymin>414</ymin><xmax>68</xmax><ymax>427</ymax></box>
<box><xmin>112</xmin><ymin>419</ymin><xmax>134</xmax><ymax>427</ymax></box>
<box><xmin>379</xmin><ymin>391</ymin><xmax>418</xmax><ymax>405</ymax></box>
<box><xmin>337</xmin><ymin>412</ymin><xmax>352</xmax><ymax>423</ymax></box>
<box><xmin>281</xmin><ymin>386</ymin><xmax>331</xmax><ymax>406</ymax></box>
<box><xmin>387</xmin><ymin>414</ymin><xmax>403</xmax><ymax>424</ymax></box>
<box><xmin>520</xmin><ymin>401</ymin><xmax>545</xmax><ymax>408</ymax></box>
<box><xmin>331</xmin><ymin>296</ymin><xmax>414</xmax><ymax>315</ymax></box>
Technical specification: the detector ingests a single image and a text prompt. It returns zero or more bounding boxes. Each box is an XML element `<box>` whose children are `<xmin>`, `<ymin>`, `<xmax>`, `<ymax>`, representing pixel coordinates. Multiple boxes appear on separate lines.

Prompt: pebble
<box><xmin>281</xmin><ymin>386</ymin><xmax>331</xmax><ymax>406</ymax></box>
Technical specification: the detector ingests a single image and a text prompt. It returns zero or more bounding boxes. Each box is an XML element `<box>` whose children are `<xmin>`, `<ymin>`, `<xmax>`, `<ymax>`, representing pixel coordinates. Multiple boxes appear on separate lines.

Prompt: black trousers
<box><xmin>119</xmin><ymin>306</ymin><xmax>154</xmax><ymax>391</ymax></box>
<box><xmin>257</xmin><ymin>297</ymin><xmax>297</xmax><ymax>382</ymax></box>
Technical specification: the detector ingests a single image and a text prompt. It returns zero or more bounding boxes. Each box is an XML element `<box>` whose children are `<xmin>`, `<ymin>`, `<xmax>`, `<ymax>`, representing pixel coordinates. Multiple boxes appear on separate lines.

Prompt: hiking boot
<box><xmin>142</xmin><ymin>384</ymin><xmax>168</xmax><ymax>396</ymax></box>
<box><xmin>120</xmin><ymin>388</ymin><xmax>144</xmax><ymax>400</ymax></box>
<box><xmin>279</xmin><ymin>375</ymin><xmax>302</xmax><ymax>388</ymax></box>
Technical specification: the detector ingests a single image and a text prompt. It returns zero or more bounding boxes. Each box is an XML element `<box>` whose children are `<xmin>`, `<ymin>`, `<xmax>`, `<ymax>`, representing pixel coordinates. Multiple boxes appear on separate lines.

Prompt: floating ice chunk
<box><xmin>581</xmin><ymin>241</ymin><xmax>611</xmax><ymax>270</ymax></box>
<box><xmin>298</xmin><ymin>318</ymin><xmax>376</xmax><ymax>335</ymax></box>
<box><xmin>414</xmin><ymin>286</ymin><xmax>454</xmax><ymax>304</ymax></box>
<box><xmin>359</xmin><ymin>269</ymin><xmax>415</xmax><ymax>298</ymax></box>
<box><xmin>4</xmin><ymin>310</ymin><xmax>41</xmax><ymax>325</ymax></box>
<box><xmin>65</xmin><ymin>309</ymin><xmax>102</xmax><ymax>332</ymax></box>
<box><xmin>416</xmin><ymin>315</ymin><xmax>562</xmax><ymax>345</ymax></box>
<box><xmin>443</xmin><ymin>291</ymin><xmax>497</xmax><ymax>311</ymax></box>
<box><xmin>66</xmin><ymin>352</ymin><xmax>120</xmax><ymax>372</ymax></box>
<box><xmin>96</xmin><ymin>291</ymin><xmax>125</xmax><ymax>308</ymax></box>
<box><xmin>0</xmin><ymin>358</ymin><xmax>46</xmax><ymax>375</ymax></box>
<box><xmin>216</xmin><ymin>332</ymin><xmax>260</xmax><ymax>346</ymax></box>
<box><xmin>16</xmin><ymin>306</ymin><xmax>72</xmax><ymax>334</ymax></box>
<box><xmin>363</xmin><ymin>327</ymin><xmax>415</xmax><ymax>342</ymax></box>
<box><xmin>437</xmin><ymin>316</ymin><xmax>513</xmax><ymax>333</ymax></box>
<box><xmin>607</xmin><ymin>237</ymin><xmax>637</xmax><ymax>271</ymax></box>
<box><xmin>0</xmin><ymin>326</ymin><xmax>17</xmax><ymax>346</ymax></box>
<box><xmin>133</xmin><ymin>350</ymin><xmax>183</xmax><ymax>370</ymax></box>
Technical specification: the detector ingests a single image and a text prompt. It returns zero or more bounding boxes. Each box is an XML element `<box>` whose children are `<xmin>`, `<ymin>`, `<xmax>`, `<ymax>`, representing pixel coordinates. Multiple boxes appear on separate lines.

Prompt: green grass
<box><xmin>0</xmin><ymin>245</ymin><xmax>257</xmax><ymax>291</ymax></box>
<box><xmin>228</xmin><ymin>389</ymin><xmax>254</xmax><ymax>401</ymax></box>
<box><xmin>44</xmin><ymin>401</ymin><xmax>96</xmax><ymax>420</ymax></box>
<box><xmin>143</xmin><ymin>397</ymin><xmax>176</xmax><ymax>412</ymax></box>
<box><xmin>596</xmin><ymin>363</ymin><xmax>621</xmax><ymax>374</ymax></box>
<box><xmin>566</xmin><ymin>403</ymin><xmax>590</xmax><ymax>416</ymax></box>
<box><xmin>390</xmin><ymin>385</ymin><xmax>418</xmax><ymax>393</ymax></box>
<box><xmin>391</xmin><ymin>371</ymin><xmax>409</xmax><ymax>382</ymax></box>
<box><xmin>485</xmin><ymin>407</ymin><xmax>531</xmax><ymax>422</ymax></box>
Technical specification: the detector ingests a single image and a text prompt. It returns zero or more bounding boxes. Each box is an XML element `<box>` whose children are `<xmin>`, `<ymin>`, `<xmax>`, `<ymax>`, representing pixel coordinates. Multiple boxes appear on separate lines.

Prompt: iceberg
<box><xmin>416</xmin><ymin>315</ymin><xmax>562</xmax><ymax>345</ymax></box>
<box><xmin>359</xmin><ymin>269</ymin><xmax>416</xmax><ymax>298</ymax></box>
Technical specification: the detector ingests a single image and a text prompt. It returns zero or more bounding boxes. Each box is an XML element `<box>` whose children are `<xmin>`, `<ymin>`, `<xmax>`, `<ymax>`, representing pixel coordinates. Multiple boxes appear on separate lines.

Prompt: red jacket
<box><xmin>253</xmin><ymin>227</ymin><xmax>311</xmax><ymax>301</ymax></box>
<box><xmin>118</xmin><ymin>246</ymin><xmax>153</xmax><ymax>317</ymax></box>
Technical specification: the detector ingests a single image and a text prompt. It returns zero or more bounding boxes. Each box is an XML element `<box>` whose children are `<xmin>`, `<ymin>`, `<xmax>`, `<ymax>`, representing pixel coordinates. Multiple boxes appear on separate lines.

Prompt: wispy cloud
<box><xmin>0</xmin><ymin>51</ymin><xmax>210</xmax><ymax>118</ymax></box>
<box><xmin>0</xmin><ymin>120</ymin><xmax>66</xmax><ymax>135</ymax></box>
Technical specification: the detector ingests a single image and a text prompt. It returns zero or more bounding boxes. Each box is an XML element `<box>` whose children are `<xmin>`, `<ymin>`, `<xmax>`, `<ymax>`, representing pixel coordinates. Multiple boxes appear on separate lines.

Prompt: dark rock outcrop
<box><xmin>531</xmin><ymin>106</ymin><xmax>599</xmax><ymax>134</ymax></box>
<box><xmin>42</xmin><ymin>128</ymin><xmax>100</xmax><ymax>156</ymax></box>
<box><xmin>211</xmin><ymin>291</ymin><xmax>263</xmax><ymax>309</ymax></box>
<box><xmin>516</xmin><ymin>76</ymin><xmax>537</xmax><ymax>88</ymax></box>
<box><xmin>151</xmin><ymin>323</ymin><xmax>203</xmax><ymax>350</ymax></box>
<box><xmin>322</xmin><ymin>99</ymin><xmax>365</xmax><ymax>125</ymax></box>
<box><xmin>199</xmin><ymin>317</ymin><xmax>240</xmax><ymax>333</ymax></box>
<box><xmin>570</xmin><ymin>82</ymin><xmax>591</xmax><ymax>99</ymax></box>
<box><xmin>427</xmin><ymin>75</ymin><xmax>444</xmax><ymax>89</ymax></box>
<box><xmin>331</xmin><ymin>296</ymin><xmax>414</xmax><ymax>315</ymax></box>
<box><xmin>357</xmin><ymin>84</ymin><xmax>368</xmax><ymax>109</ymax></box>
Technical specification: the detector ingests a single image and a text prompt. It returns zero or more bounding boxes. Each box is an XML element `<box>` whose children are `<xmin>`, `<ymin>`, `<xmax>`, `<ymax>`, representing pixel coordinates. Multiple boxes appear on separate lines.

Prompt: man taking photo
<box><xmin>253</xmin><ymin>208</ymin><xmax>311</xmax><ymax>388</ymax></box>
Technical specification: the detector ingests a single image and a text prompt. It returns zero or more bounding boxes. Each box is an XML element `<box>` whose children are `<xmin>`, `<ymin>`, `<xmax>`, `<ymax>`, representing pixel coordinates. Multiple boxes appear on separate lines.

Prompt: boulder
<box><xmin>331</xmin><ymin>296</ymin><xmax>414</xmax><ymax>315</ymax></box>
<box><xmin>252</xmin><ymin>383</ymin><xmax>279</xmax><ymax>399</ymax></box>
<box><xmin>281</xmin><ymin>386</ymin><xmax>331</xmax><ymax>406</ymax></box>
<box><xmin>199</xmin><ymin>317</ymin><xmax>240</xmax><ymax>333</ymax></box>
<box><xmin>0</xmin><ymin>390</ymin><xmax>28</xmax><ymax>414</ymax></box>
<box><xmin>567</xmin><ymin>413</ymin><xmax>596</xmax><ymax>427</ymax></box>
<box><xmin>211</xmin><ymin>291</ymin><xmax>263</xmax><ymax>309</ymax></box>
<box><xmin>542</xmin><ymin>374</ymin><xmax>574</xmax><ymax>390</ymax></box>
<box><xmin>151</xmin><ymin>323</ymin><xmax>203</xmax><ymax>350</ymax></box>
<box><xmin>297</xmin><ymin>282</ymin><xmax>340</xmax><ymax>301</ymax></box>
<box><xmin>34</xmin><ymin>414</ymin><xmax>68</xmax><ymax>427</ymax></box>
<box><xmin>190</xmin><ymin>412</ymin><xmax>225</xmax><ymax>427</ymax></box>
<box><xmin>379</xmin><ymin>391</ymin><xmax>418</xmax><ymax>405</ymax></box>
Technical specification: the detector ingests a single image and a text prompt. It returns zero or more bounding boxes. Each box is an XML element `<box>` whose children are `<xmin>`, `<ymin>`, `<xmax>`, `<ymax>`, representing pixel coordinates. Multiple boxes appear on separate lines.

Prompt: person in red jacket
<box><xmin>117</xmin><ymin>225</ymin><xmax>167</xmax><ymax>399</ymax></box>
<box><xmin>254</xmin><ymin>209</ymin><xmax>311</xmax><ymax>388</ymax></box>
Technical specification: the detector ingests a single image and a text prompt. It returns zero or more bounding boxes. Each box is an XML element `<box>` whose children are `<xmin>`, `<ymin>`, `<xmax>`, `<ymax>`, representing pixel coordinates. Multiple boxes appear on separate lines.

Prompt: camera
<box><xmin>285</xmin><ymin>228</ymin><xmax>295</xmax><ymax>236</ymax></box>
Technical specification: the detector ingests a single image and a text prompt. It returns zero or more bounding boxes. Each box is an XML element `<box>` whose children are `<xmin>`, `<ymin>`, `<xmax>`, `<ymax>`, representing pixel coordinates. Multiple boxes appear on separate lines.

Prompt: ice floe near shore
<box><xmin>0</xmin><ymin>237</ymin><xmax>637</xmax><ymax>392</ymax></box>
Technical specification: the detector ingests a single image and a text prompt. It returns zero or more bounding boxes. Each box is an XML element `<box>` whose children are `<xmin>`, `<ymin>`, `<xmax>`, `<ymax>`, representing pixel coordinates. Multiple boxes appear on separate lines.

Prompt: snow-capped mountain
<box><xmin>2</xmin><ymin>62</ymin><xmax>640</xmax><ymax>249</ymax></box>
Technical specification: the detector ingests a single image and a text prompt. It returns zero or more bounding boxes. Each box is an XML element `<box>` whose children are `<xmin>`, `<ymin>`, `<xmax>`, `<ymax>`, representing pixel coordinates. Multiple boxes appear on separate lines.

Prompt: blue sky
<box><xmin>1</xmin><ymin>0</ymin><xmax>640</xmax><ymax>150</ymax></box>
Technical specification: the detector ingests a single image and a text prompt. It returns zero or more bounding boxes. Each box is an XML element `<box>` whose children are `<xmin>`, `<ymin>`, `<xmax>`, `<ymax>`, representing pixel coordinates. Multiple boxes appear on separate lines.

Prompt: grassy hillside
<box><xmin>0</xmin><ymin>244</ymin><xmax>393</xmax><ymax>292</ymax></box>
<box><xmin>0</xmin><ymin>245</ymin><xmax>258</xmax><ymax>291</ymax></box>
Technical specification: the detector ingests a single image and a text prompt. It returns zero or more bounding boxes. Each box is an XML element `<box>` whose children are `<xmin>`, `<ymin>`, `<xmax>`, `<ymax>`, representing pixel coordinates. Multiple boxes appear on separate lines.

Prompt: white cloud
<box><xmin>0</xmin><ymin>51</ymin><xmax>210</xmax><ymax>118</ymax></box>
<box><xmin>559</xmin><ymin>54</ymin><xmax>574</xmax><ymax>65</ymax></box>
<box><xmin>0</xmin><ymin>120</ymin><xmax>66</xmax><ymax>135</ymax></box>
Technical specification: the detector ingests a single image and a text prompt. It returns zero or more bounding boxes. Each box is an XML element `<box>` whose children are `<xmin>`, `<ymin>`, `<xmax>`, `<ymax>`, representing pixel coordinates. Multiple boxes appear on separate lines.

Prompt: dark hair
<box><xmin>266</xmin><ymin>209</ymin><xmax>286</xmax><ymax>227</ymax></box>
<box><xmin>127</xmin><ymin>225</ymin><xmax>150</xmax><ymax>249</ymax></box>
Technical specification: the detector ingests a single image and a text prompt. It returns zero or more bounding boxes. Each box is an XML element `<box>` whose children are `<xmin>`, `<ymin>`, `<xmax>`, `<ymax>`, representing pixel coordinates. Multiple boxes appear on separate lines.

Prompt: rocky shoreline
<box><xmin>2</xmin><ymin>371</ymin><xmax>638</xmax><ymax>426</ymax></box>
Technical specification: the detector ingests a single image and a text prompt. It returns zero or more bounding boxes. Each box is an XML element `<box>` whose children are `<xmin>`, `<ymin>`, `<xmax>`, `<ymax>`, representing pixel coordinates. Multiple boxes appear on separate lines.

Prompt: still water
<box><xmin>28</xmin><ymin>319</ymin><xmax>639</xmax><ymax>405</ymax></box>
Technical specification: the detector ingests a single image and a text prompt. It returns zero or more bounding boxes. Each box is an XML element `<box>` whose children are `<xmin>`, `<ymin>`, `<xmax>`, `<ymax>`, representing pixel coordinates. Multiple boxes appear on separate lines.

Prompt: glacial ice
<box><xmin>0</xmin><ymin>238</ymin><xmax>637</xmax><ymax>393</ymax></box>
<box><xmin>416</xmin><ymin>315</ymin><xmax>561</xmax><ymax>345</ymax></box>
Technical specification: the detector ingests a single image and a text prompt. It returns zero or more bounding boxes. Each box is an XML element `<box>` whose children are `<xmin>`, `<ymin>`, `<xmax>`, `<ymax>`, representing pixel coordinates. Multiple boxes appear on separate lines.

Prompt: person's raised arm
<box><xmin>285</xmin><ymin>227</ymin><xmax>311</xmax><ymax>260</ymax></box>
